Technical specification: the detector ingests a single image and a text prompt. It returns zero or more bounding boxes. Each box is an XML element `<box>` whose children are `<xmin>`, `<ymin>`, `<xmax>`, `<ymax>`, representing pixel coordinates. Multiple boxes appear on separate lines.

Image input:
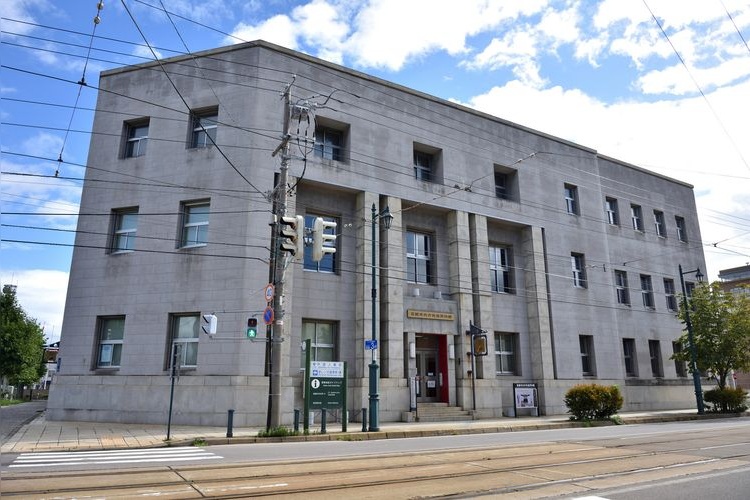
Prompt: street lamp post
<box><xmin>678</xmin><ymin>264</ymin><xmax>705</xmax><ymax>415</ymax></box>
<box><xmin>369</xmin><ymin>203</ymin><xmax>393</xmax><ymax>432</ymax></box>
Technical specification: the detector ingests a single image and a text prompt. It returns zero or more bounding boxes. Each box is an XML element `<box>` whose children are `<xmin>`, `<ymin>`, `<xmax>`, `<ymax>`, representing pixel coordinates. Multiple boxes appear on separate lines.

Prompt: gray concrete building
<box><xmin>48</xmin><ymin>41</ymin><xmax>707</xmax><ymax>427</ymax></box>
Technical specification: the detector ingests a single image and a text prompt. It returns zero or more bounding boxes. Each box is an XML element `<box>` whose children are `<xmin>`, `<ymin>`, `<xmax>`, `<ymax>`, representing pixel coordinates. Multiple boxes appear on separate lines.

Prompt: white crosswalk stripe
<box><xmin>10</xmin><ymin>447</ymin><xmax>222</xmax><ymax>468</ymax></box>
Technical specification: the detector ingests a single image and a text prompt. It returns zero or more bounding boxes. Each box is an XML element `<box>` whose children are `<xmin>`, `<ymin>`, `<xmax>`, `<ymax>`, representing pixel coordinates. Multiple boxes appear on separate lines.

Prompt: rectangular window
<box><xmin>406</xmin><ymin>231</ymin><xmax>432</xmax><ymax>284</ymax></box>
<box><xmin>615</xmin><ymin>270</ymin><xmax>630</xmax><ymax>305</ymax></box>
<box><xmin>169</xmin><ymin>314</ymin><xmax>200</xmax><ymax>368</ymax></box>
<box><xmin>301</xmin><ymin>320</ymin><xmax>337</xmax><ymax>369</ymax></box>
<box><xmin>495</xmin><ymin>332</ymin><xmax>518</xmax><ymax>375</ymax></box>
<box><xmin>190</xmin><ymin>110</ymin><xmax>218</xmax><ymax>148</ymax></box>
<box><xmin>180</xmin><ymin>201</ymin><xmax>210</xmax><ymax>248</ymax></box>
<box><xmin>664</xmin><ymin>278</ymin><xmax>677</xmax><ymax>311</ymax></box>
<box><xmin>125</xmin><ymin>122</ymin><xmax>149</xmax><ymax>158</ymax></box>
<box><xmin>564</xmin><ymin>183</ymin><xmax>579</xmax><ymax>215</ymax></box>
<box><xmin>489</xmin><ymin>245</ymin><xmax>513</xmax><ymax>293</ymax></box>
<box><xmin>673</xmin><ymin>341</ymin><xmax>687</xmax><ymax>377</ymax></box>
<box><xmin>413</xmin><ymin>150</ymin><xmax>434</xmax><ymax>182</ymax></box>
<box><xmin>304</xmin><ymin>214</ymin><xmax>337</xmax><ymax>273</ymax></box>
<box><xmin>605</xmin><ymin>197</ymin><xmax>619</xmax><ymax>225</ymax></box>
<box><xmin>623</xmin><ymin>338</ymin><xmax>637</xmax><ymax>377</ymax></box>
<box><xmin>314</xmin><ymin>126</ymin><xmax>344</xmax><ymax>161</ymax></box>
<box><xmin>97</xmin><ymin>316</ymin><xmax>125</xmax><ymax>368</ymax></box>
<box><xmin>686</xmin><ymin>281</ymin><xmax>696</xmax><ymax>299</ymax></box>
<box><xmin>631</xmin><ymin>204</ymin><xmax>644</xmax><ymax>231</ymax></box>
<box><xmin>640</xmin><ymin>274</ymin><xmax>654</xmax><ymax>309</ymax></box>
<box><xmin>654</xmin><ymin>210</ymin><xmax>667</xmax><ymax>237</ymax></box>
<box><xmin>649</xmin><ymin>340</ymin><xmax>663</xmax><ymax>377</ymax></box>
<box><xmin>580</xmin><ymin>335</ymin><xmax>595</xmax><ymax>376</ymax></box>
<box><xmin>571</xmin><ymin>253</ymin><xmax>587</xmax><ymax>288</ymax></box>
<box><xmin>111</xmin><ymin>208</ymin><xmax>138</xmax><ymax>253</ymax></box>
<box><xmin>675</xmin><ymin>216</ymin><xmax>688</xmax><ymax>242</ymax></box>
<box><xmin>495</xmin><ymin>172</ymin><xmax>508</xmax><ymax>199</ymax></box>
<box><xmin>494</xmin><ymin>165</ymin><xmax>517</xmax><ymax>201</ymax></box>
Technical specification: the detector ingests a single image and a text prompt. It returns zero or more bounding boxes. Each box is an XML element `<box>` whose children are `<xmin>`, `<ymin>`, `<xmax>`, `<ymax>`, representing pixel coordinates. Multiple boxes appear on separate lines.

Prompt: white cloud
<box><xmin>346</xmin><ymin>0</ymin><xmax>547</xmax><ymax>71</ymax></box>
<box><xmin>637</xmin><ymin>57</ymin><xmax>750</xmax><ymax>95</ymax></box>
<box><xmin>293</xmin><ymin>0</ymin><xmax>349</xmax><ymax>64</ymax></box>
<box><xmin>0</xmin><ymin>269</ymin><xmax>69</xmax><ymax>343</ymax></box>
<box><xmin>227</xmin><ymin>14</ymin><xmax>298</xmax><ymax>49</ymax></box>
<box><xmin>133</xmin><ymin>44</ymin><xmax>163</xmax><ymax>61</ymax></box>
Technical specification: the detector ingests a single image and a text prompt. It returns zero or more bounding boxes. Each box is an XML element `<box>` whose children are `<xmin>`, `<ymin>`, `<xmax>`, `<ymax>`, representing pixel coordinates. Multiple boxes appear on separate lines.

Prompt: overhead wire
<box><xmin>54</xmin><ymin>1</ymin><xmax>105</xmax><ymax>176</ymax></box>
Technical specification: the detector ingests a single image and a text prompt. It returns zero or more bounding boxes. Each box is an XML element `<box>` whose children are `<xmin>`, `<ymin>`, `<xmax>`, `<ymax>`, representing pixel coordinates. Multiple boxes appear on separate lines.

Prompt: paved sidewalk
<box><xmin>3</xmin><ymin>403</ymin><xmax>737</xmax><ymax>455</ymax></box>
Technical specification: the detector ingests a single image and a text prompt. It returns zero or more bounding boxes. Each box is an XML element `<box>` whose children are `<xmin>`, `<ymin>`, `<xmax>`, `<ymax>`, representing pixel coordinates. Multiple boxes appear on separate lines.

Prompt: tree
<box><xmin>0</xmin><ymin>286</ymin><xmax>47</xmax><ymax>386</ymax></box>
<box><xmin>673</xmin><ymin>282</ymin><xmax>750</xmax><ymax>389</ymax></box>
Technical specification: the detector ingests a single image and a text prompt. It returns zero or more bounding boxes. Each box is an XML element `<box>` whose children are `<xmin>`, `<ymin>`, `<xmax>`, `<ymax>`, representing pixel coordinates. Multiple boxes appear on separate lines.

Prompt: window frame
<box><xmin>649</xmin><ymin>339</ymin><xmax>664</xmax><ymax>378</ymax></box>
<box><xmin>168</xmin><ymin>313</ymin><xmax>201</xmax><ymax>369</ymax></box>
<box><xmin>406</xmin><ymin>230</ymin><xmax>433</xmax><ymax>284</ymax></box>
<box><xmin>303</xmin><ymin>213</ymin><xmax>338</xmax><ymax>273</ymax></box>
<box><xmin>301</xmin><ymin>320</ymin><xmax>338</xmax><ymax>369</ymax></box>
<box><xmin>124</xmin><ymin>121</ymin><xmax>149</xmax><ymax>158</ymax></box>
<box><xmin>571</xmin><ymin>253</ymin><xmax>587</xmax><ymax>288</ymax></box>
<box><xmin>640</xmin><ymin>274</ymin><xmax>655</xmax><ymax>309</ymax></box>
<box><xmin>664</xmin><ymin>278</ymin><xmax>677</xmax><ymax>311</ymax></box>
<box><xmin>111</xmin><ymin>208</ymin><xmax>138</xmax><ymax>254</ymax></box>
<box><xmin>190</xmin><ymin>109</ymin><xmax>218</xmax><ymax>149</ymax></box>
<box><xmin>489</xmin><ymin>245</ymin><xmax>514</xmax><ymax>294</ymax></box>
<box><xmin>605</xmin><ymin>197</ymin><xmax>619</xmax><ymax>225</ymax></box>
<box><xmin>623</xmin><ymin>338</ymin><xmax>638</xmax><ymax>377</ymax></box>
<box><xmin>654</xmin><ymin>210</ymin><xmax>667</xmax><ymax>237</ymax></box>
<box><xmin>564</xmin><ymin>183</ymin><xmax>579</xmax><ymax>215</ymax></box>
<box><xmin>313</xmin><ymin>126</ymin><xmax>345</xmax><ymax>162</ymax></box>
<box><xmin>675</xmin><ymin>216</ymin><xmax>688</xmax><ymax>242</ymax></box>
<box><xmin>672</xmin><ymin>341</ymin><xmax>687</xmax><ymax>377</ymax></box>
<box><xmin>413</xmin><ymin>150</ymin><xmax>434</xmax><ymax>182</ymax></box>
<box><xmin>579</xmin><ymin>335</ymin><xmax>595</xmax><ymax>376</ymax></box>
<box><xmin>96</xmin><ymin>316</ymin><xmax>125</xmax><ymax>369</ymax></box>
<box><xmin>180</xmin><ymin>201</ymin><xmax>210</xmax><ymax>248</ymax></box>
<box><xmin>495</xmin><ymin>332</ymin><xmax>518</xmax><ymax>375</ymax></box>
<box><xmin>631</xmin><ymin>204</ymin><xmax>644</xmax><ymax>231</ymax></box>
<box><xmin>615</xmin><ymin>270</ymin><xmax>630</xmax><ymax>305</ymax></box>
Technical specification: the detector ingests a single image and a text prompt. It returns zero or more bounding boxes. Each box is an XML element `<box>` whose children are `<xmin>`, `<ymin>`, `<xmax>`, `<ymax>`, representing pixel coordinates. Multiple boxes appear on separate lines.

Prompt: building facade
<box><xmin>48</xmin><ymin>41</ymin><xmax>707</xmax><ymax>426</ymax></box>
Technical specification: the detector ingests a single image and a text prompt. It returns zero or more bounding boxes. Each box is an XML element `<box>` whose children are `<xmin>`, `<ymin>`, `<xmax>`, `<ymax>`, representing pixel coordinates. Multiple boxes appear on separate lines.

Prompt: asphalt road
<box><xmin>0</xmin><ymin>401</ymin><xmax>46</xmax><ymax>445</ymax></box>
<box><xmin>3</xmin><ymin>417</ymin><xmax>750</xmax><ymax>498</ymax></box>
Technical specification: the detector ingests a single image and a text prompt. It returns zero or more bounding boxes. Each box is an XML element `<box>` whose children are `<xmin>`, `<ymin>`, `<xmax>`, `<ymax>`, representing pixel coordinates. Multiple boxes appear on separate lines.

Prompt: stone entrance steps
<box><xmin>415</xmin><ymin>402</ymin><xmax>474</xmax><ymax>422</ymax></box>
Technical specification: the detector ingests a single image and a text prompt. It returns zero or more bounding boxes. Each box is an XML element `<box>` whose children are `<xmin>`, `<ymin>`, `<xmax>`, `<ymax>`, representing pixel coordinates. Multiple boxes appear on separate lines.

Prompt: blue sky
<box><xmin>2</xmin><ymin>0</ymin><xmax>749</xmax><ymax>342</ymax></box>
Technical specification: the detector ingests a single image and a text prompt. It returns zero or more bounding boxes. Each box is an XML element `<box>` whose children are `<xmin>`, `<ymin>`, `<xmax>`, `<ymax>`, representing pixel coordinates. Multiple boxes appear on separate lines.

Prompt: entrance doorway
<box><xmin>415</xmin><ymin>334</ymin><xmax>446</xmax><ymax>403</ymax></box>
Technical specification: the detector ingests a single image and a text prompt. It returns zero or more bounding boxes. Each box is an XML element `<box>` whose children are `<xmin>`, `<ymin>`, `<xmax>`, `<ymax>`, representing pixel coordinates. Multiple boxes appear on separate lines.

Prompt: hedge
<box><xmin>564</xmin><ymin>384</ymin><xmax>623</xmax><ymax>421</ymax></box>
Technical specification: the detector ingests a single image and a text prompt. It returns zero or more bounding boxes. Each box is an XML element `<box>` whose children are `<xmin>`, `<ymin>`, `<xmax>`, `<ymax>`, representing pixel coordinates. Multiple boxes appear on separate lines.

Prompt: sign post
<box><xmin>303</xmin><ymin>339</ymin><xmax>347</xmax><ymax>433</ymax></box>
<box><xmin>513</xmin><ymin>382</ymin><xmax>539</xmax><ymax>417</ymax></box>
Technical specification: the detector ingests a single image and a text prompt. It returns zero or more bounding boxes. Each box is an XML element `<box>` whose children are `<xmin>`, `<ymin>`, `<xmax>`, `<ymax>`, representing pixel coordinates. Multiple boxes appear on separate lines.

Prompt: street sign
<box><xmin>263</xmin><ymin>283</ymin><xmax>275</xmax><ymax>303</ymax></box>
<box><xmin>364</xmin><ymin>339</ymin><xmax>378</xmax><ymax>350</ymax></box>
<box><xmin>263</xmin><ymin>306</ymin><xmax>274</xmax><ymax>325</ymax></box>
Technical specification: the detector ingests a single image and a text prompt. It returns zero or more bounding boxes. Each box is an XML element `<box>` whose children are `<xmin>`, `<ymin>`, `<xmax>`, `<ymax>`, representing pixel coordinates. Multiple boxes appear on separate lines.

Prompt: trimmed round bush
<box><xmin>564</xmin><ymin>384</ymin><xmax>623</xmax><ymax>421</ymax></box>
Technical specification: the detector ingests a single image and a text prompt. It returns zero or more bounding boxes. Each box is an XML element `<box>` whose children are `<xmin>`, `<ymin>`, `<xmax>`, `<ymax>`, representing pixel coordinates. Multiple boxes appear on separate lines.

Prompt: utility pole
<box><xmin>267</xmin><ymin>77</ymin><xmax>294</xmax><ymax>429</ymax></box>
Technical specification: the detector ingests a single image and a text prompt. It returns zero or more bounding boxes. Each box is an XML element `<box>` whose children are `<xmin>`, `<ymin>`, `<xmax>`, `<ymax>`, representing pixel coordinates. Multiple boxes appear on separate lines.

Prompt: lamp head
<box><xmin>695</xmin><ymin>269</ymin><xmax>704</xmax><ymax>282</ymax></box>
<box><xmin>381</xmin><ymin>206</ymin><xmax>394</xmax><ymax>229</ymax></box>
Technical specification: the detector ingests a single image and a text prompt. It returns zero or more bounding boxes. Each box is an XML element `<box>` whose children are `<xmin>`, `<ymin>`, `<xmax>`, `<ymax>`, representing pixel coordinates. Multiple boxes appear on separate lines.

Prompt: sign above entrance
<box><xmin>406</xmin><ymin>310</ymin><xmax>455</xmax><ymax>321</ymax></box>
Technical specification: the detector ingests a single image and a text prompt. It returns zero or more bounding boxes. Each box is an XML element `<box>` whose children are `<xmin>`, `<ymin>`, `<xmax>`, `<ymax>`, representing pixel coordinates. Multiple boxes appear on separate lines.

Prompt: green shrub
<box><xmin>564</xmin><ymin>384</ymin><xmax>623</xmax><ymax>421</ymax></box>
<box><xmin>703</xmin><ymin>387</ymin><xmax>748</xmax><ymax>413</ymax></box>
<box><xmin>257</xmin><ymin>426</ymin><xmax>300</xmax><ymax>438</ymax></box>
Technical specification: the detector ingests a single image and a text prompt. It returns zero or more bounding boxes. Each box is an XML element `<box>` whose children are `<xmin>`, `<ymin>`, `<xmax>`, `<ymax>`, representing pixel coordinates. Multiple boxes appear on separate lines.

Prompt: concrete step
<box><xmin>415</xmin><ymin>403</ymin><xmax>474</xmax><ymax>422</ymax></box>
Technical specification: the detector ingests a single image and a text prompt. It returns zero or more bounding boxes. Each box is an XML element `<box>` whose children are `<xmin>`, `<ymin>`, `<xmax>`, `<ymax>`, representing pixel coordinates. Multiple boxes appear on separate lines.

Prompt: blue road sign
<box><xmin>364</xmin><ymin>339</ymin><xmax>378</xmax><ymax>350</ymax></box>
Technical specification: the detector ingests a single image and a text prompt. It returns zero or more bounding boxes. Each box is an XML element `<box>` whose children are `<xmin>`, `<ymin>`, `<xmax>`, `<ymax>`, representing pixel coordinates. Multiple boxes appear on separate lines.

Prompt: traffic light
<box><xmin>202</xmin><ymin>314</ymin><xmax>217</xmax><ymax>336</ymax></box>
<box><xmin>279</xmin><ymin>215</ymin><xmax>304</xmax><ymax>256</ymax></box>
<box><xmin>312</xmin><ymin>217</ymin><xmax>337</xmax><ymax>262</ymax></box>
<box><xmin>247</xmin><ymin>317</ymin><xmax>258</xmax><ymax>338</ymax></box>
